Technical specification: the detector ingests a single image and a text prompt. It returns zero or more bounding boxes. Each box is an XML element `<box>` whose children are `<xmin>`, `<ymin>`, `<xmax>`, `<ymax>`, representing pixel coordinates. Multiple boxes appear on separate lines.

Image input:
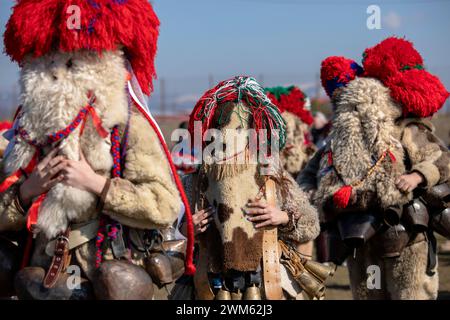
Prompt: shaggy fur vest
<box><xmin>314</xmin><ymin>78</ymin><xmax>412</xmax><ymax>212</ymax></box>
<box><xmin>197</xmin><ymin>162</ymin><xmax>265</xmax><ymax>272</ymax></box>
<box><xmin>2</xmin><ymin>51</ymin><xmax>128</xmax><ymax>239</ymax></box>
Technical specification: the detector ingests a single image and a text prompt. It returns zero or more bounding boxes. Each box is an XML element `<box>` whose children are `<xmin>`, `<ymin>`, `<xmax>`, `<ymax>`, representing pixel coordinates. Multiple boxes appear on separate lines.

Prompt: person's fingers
<box><xmin>199</xmin><ymin>217</ymin><xmax>214</xmax><ymax>227</ymax></box>
<box><xmin>194</xmin><ymin>209</ymin><xmax>205</xmax><ymax>217</ymax></box>
<box><xmin>37</xmin><ymin>148</ymin><xmax>60</xmax><ymax>171</ymax></box>
<box><xmin>47</xmin><ymin>155</ymin><xmax>66</xmax><ymax>169</ymax></box>
<box><xmin>45</xmin><ymin>175</ymin><xmax>65</xmax><ymax>189</ymax></box>
<box><xmin>200</xmin><ymin>209</ymin><xmax>212</xmax><ymax>219</ymax></box>
<box><xmin>193</xmin><ymin>215</ymin><xmax>202</xmax><ymax>225</ymax></box>
<box><xmin>246</xmin><ymin>208</ymin><xmax>267</xmax><ymax>215</ymax></box>
<box><xmin>79</xmin><ymin>148</ymin><xmax>86</xmax><ymax>162</ymax></box>
<box><xmin>247</xmin><ymin>214</ymin><xmax>270</xmax><ymax>222</ymax></box>
<box><xmin>396</xmin><ymin>180</ymin><xmax>406</xmax><ymax>190</ymax></box>
<box><xmin>255</xmin><ymin>220</ymin><xmax>273</xmax><ymax>229</ymax></box>
<box><xmin>44</xmin><ymin>161</ymin><xmax>68</xmax><ymax>179</ymax></box>
<box><xmin>247</xmin><ymin>201</ymin><xmax>267</xmax><ymax>208</ymax></box>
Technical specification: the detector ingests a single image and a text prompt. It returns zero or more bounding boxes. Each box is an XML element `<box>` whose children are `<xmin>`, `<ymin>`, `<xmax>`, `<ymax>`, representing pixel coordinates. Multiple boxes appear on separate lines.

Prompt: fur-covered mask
<box><xmin>3</xmin><ymin>50</ymin><xmax>128</xmax><ymax>238</ymax></box>
<box><xmin>281</xmin><ymin>111</ymin><xmax>313</xmax><ymax>176</ymax></box>
<box><xmin>198</xmin><ymin>102</ymin><xmax>267</xmax><ymax>272</ymax></box>
<box><xmin>204</xmin><ymin>102</ymin><xmax>252</xmax><ymax>169</ymax></box>
<box><xmin>314</xmin><ymin>77</ymin><xmax>410</xmax><ymax>211</ymax></box>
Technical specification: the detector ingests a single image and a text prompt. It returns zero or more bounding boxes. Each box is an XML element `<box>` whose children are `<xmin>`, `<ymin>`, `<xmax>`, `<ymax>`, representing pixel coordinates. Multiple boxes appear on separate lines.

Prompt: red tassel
<box><xmin>388</xmin><ymin>150</ymin><xmax>396</xmax><ymax>163</ymax></box>
<box><xmin>21</xmin><ymin>192</ymin><xmax>47</xmax><ymax>269</ymax></box>
<box><xmin>27</xmin><ymin>193</ymin><xmax>47</xmax><ymax>231</ymax></box>
<box><xmin>0</xmin><ymin>150</ymin><xmax>40</xmax><ymax>193</ymax></box>
<box><xmin>0</xmin><ymin>171</ymin><xmax>22</xmax><ymax>193</ymax></box>
<box><xmin>327</xmin><ymin>151</ymin><xmax>333</xmax><ymax>166</ymax></box>
<box><xmin>133</xmin><ymin>100</ymin><xmax>196</xmax><ymax>275</ymax></box>
<box><xmin>87</xmin><ymin>106</ymin><xmax>109</xmax><ymax>138</ymax></box>
<box><xmin>333</xmin><ymin>185</ymin><xmax>353</xmax><ymax>209</ymax></box>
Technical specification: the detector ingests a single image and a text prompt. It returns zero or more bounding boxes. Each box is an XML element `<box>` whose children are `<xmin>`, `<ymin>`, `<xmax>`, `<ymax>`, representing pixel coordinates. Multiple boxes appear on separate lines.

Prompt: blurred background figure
<box><xmin>171</xmin><ymin>121</ymin><xmax>200</xmax><ymax>176</ymax></box>
<box><xmin>310</xmin><ymin>112</ymin><xmax>330</xmax><ymax>149</ymax></box>
<box><xmin>265</xmin><ymin>86</ymin><xmax>315</xmax><ymax>179</ymax></box>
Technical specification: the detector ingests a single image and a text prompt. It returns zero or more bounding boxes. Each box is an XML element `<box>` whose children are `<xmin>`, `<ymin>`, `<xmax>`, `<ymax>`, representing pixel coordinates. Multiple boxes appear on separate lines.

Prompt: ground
<box><xmin>324</xmin><ymin>236</ymin><xmax>450</xmax><ymax>300</ymax></box>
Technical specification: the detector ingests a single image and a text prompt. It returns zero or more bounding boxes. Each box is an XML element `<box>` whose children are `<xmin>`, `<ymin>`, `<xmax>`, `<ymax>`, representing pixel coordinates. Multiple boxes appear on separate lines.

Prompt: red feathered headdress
<box><xmin>362</xmin><ymin>37</ymin><xmax>449</xmax><ymax>118</ymax></box>
<box><xmin>4</xmin><ymin>0</ymin><xmax>159</xmax><ymax>95</ymax></box>
<box><xmin>265</xmin><ymin>86</ymin><xmax>313</xmax><ymax>125</ymax></box>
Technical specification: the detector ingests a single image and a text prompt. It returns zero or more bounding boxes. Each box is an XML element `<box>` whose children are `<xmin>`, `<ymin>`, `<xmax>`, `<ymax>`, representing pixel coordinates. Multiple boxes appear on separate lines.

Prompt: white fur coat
<box><xmin>3</xmin><ymin>50</ymin><xmax>128</xmax><ymax>239</ymax></box>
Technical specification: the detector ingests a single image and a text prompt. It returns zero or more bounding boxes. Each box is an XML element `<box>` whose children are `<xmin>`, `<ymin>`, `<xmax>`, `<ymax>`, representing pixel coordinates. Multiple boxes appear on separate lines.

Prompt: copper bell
<box><xmin>215</xmin><ymin>288</ymin><xmax>231</xmax><ymax>300</ymax></box>
<box><xmin>297</xmin><ymin>271</ymin><xmax>325</xmax><ymax>300</ymax></box>
<box><xmin>243</xmin><ymin>284</ymin><xmax>261</xmax><ymax>300</ymax></box>
<box><xmin>403</xmin><ymin>199</ymin><xmax>429</xmax><ymax>232</ymax></box>
<box><xmin>303</xmin><ymin>260</ymin><xmax>336</xmax><ymax>283</ymax></box>
<box><xmin>231</xmin><ymin>289</ymin><xmax>243</xmax><ymax>300</ymax></box>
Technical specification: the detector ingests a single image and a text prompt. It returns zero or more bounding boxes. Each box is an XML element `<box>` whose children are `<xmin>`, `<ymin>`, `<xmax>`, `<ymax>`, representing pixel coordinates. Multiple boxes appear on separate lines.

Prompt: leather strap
<box><xmin>192</xmin><ymin>173</ymin><xmax>215</xmax><ymax>300</ymax></box>
<box><xmin>45</xmin><ymin>219</ymin><xmax>99</xmax><ymax>256</ymax></box>
<box><xmin>43</xmin><ymin>229</ymin><xmax>71</xmax><ymax>289</ymax></box>
<box><xmin>262</xmin><ymin>178</ymin><xmax>283</xmax><ymax>300</ymax></box>
<box><xmin>193</xmin><ymin>242</ymin><xmax>215</xmax><ymax>300</ymax></box>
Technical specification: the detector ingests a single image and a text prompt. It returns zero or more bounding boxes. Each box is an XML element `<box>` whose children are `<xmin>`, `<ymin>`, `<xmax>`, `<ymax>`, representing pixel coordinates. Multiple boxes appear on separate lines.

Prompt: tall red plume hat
<box><xmin>321</xmin><ymin>37</ymin><xmax>449</xmax><ymax>210</ymax></box>
<box><xmin>4</xmin><ymin>0</ymin><xmax>159</xmax><ymax>95</ymax></box>
<box><xmin>362</xmin><ymin>37</ymin><xmax>449</xmax><ymax>118</ymax></box>
<box><xmin>4</xmin><ymin>1</ymin><xmax>198</xmax><ymax>275</ymax></box>
<box><xmin>265</xmin><ymin>86</ymin><xmax>314</xmax><ymax>125</ymax></box>
<box><xmin>320</xmin><ymin>37</ymin><xmax>449</xmax><ymax>118</ymax></box>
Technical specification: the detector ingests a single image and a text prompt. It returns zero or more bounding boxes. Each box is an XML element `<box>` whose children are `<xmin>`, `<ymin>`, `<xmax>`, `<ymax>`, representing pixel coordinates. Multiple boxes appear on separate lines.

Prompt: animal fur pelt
<box><xmin>2</xmin><ymin>50</ymin><xmax>128</xmax><ymax>239</ymax></box>
<box><xmin>314</xmin><ymin>78</ymin><xmax>411</xmax><ymax>211</ymax></box>
<box><xmin>281</xmin><ymin>111</ymin><xmax>313</xmax><ymax>177</ymax></box>
<box><xmin>347</xmin><ymin>239</ymin><xmax>438</xmax><ymax>300</ymax></box>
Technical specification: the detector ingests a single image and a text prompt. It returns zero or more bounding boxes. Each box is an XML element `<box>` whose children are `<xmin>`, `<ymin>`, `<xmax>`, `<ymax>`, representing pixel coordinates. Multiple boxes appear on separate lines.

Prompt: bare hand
<box><xmin>245</xmin><ymin>200</ymin><xmax>289</xmax><ymax>228</ymax></box>
<box><xmin>193</xmin><ymin>207</ymin><xmax>214</xmax><ymax>235</ymax></box>
<box><xmin>19</xmin><ymin>147</ymin><xmax>65</xmax><ymax>207</ymax></box>
<box><xmin>395</xmin><ymin>172</ymin><xmax>424</xmax><ymax>193</ymax></box>
<box><xmin>59</xmin><ymin>151</ymin><xmax>106</xmax><ymax>195</ymax></box>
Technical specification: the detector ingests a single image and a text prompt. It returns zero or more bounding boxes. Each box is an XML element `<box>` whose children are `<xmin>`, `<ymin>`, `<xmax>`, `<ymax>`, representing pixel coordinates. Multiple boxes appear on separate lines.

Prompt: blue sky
<box><xmin>1</xmin><ymin>0</ymin><xmax>450</xmax><ymax>113</ymax></box>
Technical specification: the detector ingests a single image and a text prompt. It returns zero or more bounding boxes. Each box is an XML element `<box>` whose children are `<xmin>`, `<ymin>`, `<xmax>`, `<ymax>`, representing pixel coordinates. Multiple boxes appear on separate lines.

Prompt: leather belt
<box><xmin>45</xmin><ymin>219</ymin><xmax>99</xmax><ymax>256</ymax></box>
<box><xmin>43</xmin><ymin>229</ymin><xmax>71</xmax><ymax>288</ymax></box>
<box><xmin>262</xmin><ymin>178</ymin><xmax>283</xmax><ymax>300</ymax></box>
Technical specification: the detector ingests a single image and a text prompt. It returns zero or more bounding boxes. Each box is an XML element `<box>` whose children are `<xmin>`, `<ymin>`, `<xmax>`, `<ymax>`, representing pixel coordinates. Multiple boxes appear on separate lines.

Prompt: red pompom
<box><xmin>4</xmin><ymin>0</ymin><xmax>159</xmax><ymax>95</ymax></box>
<box><xmin>0</xmin><ymin>121</ymin><xmax>12</xmax><ymax>132</ymax></box>
<box><xmin>362</xmin><ymin>37</ymin><xmax>449</xmax><ymax>117</ymax></box>
<box><xmin>362</xmin><ymin>37</ymin><xmax>423</xmax><ymax>82</ymax></box>
<box><xmin>321</xmin><ymin>56</ymin><xmax>362</xmax><ymax>97</ymax></box>
<box><xmin>386</xmin><ymin>69</ymin><xmax>449</xmax><ymax>118</ymax></box>
<box><xmin>333</xmin><ymin>185</ymin><xmax>353</xmax><ymax>209</ymax></box>
<box><xmin>266</xmin><ymin>87</ymin><xmax>313</xmax><ymax>125</ymax></box>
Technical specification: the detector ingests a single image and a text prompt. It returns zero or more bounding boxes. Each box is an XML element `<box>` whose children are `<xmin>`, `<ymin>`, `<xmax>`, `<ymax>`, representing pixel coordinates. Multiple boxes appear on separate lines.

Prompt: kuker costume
<box><xmin>314</xmin><ymin>37</ymin><xmax>450</xmax><ymax>299</ymax></box>
<box><xmin>182</xmin><ymin>76</ymin><xmax>332</xmax><ymax>300</ymax></box>
<box><xmin>265</xmin><ymin>86</ymin><xmax>315</xmax><ymax>178</ymax></box>
<box><xmin>0</xmin><ymin>0</ymin><xmax>194</xmax><ymax>299</ymax></box>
